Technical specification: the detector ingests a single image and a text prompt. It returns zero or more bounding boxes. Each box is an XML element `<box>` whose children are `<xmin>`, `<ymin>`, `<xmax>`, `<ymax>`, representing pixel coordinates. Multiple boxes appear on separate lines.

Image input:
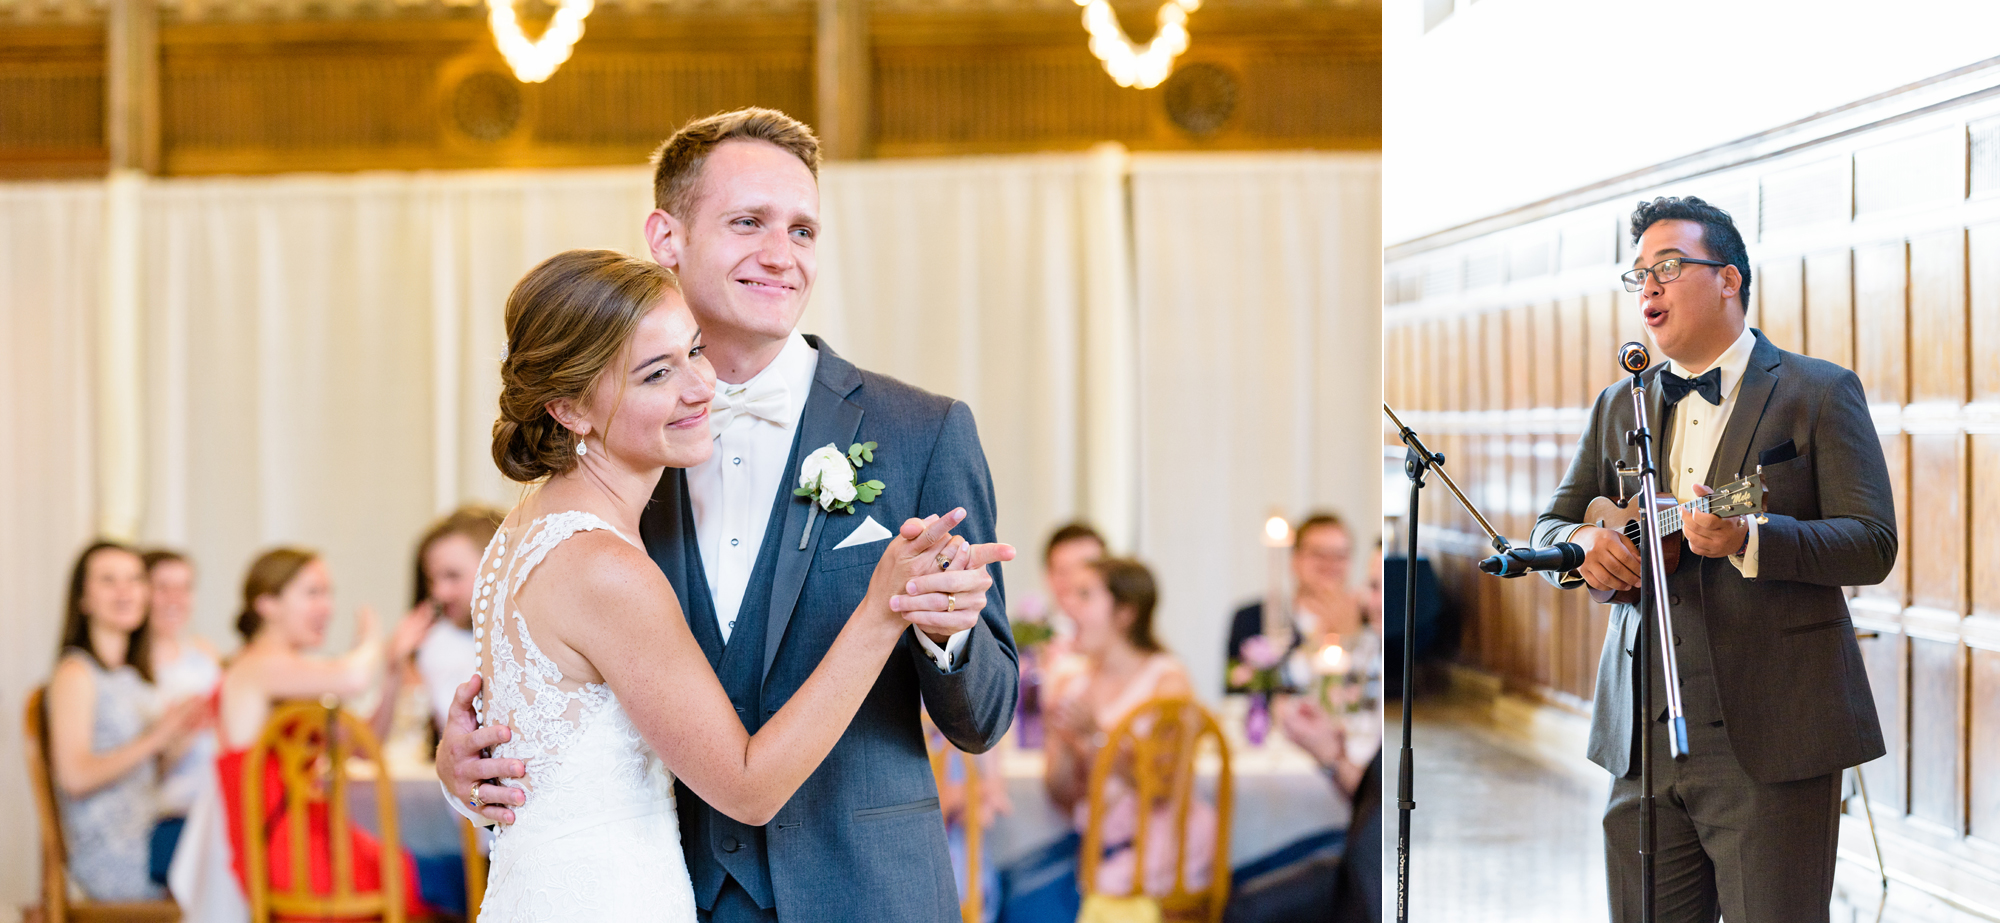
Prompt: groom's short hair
<box><xmin>650</xmin><ymin>108</ymin><xmax>822</xmax><ymax>220</ymax></box>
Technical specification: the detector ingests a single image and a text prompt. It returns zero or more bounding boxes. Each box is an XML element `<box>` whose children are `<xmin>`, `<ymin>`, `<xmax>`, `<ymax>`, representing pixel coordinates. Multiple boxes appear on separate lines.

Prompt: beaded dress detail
<box><xmin>473</xmin><ymin>510</ymin><xmax>695</xmax><ymax>923</ymax></box>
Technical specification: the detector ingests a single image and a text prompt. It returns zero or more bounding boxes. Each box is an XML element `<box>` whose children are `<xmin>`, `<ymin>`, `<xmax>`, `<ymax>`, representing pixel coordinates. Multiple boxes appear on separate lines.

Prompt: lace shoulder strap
<box><xmin>505</xmin><ymin>510</ymin><xmax>642</xmax><ymax>591</ymax></box>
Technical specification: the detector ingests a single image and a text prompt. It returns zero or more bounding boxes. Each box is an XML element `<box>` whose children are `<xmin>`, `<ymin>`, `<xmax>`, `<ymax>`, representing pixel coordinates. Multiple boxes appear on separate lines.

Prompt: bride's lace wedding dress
<box><xmin>474</xmin><ymin>510</ymin><xmax>697</xmax><ymax>923</ymax></box>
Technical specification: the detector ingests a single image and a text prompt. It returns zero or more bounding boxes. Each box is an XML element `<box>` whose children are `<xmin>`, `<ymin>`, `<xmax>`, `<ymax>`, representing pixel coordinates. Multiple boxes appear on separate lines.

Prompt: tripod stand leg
<box><xmin>1853</xmin><ymin>766</ymin><xmax>1888</xmax><ymax>889</ymax></box>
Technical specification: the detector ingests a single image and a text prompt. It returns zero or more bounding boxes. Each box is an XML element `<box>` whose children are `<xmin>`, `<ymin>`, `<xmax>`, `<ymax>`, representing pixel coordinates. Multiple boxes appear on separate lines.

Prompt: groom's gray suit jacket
<box><xmin>638</xmin><ymin>336</ymin><xmax>1018</xmax><ymax>922</ymax></box>
<box><xmin>1532</xmin><ymin>330</ymin><xmax>1894</xmax><ymax>784</ymax></box>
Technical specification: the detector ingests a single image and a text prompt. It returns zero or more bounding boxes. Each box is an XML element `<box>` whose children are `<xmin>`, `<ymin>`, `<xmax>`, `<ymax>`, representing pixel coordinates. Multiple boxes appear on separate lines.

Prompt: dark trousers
<box><xmin>698</xmin><ymin>877</ymin><xmax>780</xmax><ymax>923</ymax></box>
<box><xmin>1604</xmin><ymin>718</ymin><xmax>1840</xmax><ymax>923</ymax></box>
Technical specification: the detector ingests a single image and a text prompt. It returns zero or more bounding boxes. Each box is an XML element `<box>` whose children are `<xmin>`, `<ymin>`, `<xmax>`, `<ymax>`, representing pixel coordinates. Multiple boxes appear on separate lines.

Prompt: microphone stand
<box><xmin>1382</xmin><ymin>403</ymin><xmax>1514</xmax><ymax>923</ymax></box>
<box><xmin>1618</xmin><ymin>372</ymin><xmax>1690</xmax><ymax>923</ymax></box>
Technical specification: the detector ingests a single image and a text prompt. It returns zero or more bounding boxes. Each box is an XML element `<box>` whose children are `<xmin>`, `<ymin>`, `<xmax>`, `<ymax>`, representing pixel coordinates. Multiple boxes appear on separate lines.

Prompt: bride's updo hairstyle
<box><xmin>493</xmin><ymin>249</ymin><xmax>681</xmax><ymax>483</ymax></box>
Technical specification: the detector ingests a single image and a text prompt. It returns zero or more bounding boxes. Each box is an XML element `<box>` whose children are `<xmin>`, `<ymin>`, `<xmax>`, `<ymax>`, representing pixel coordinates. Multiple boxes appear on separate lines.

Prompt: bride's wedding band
<box><xmin>946</xmin><ymin>593</ymin><xmax>957</xmax><ymax>612</ymax></box>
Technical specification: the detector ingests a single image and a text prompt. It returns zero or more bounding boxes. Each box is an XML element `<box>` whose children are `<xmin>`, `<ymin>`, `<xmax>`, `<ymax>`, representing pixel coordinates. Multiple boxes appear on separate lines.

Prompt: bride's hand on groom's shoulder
<box><xmin>873</xmin><ymin>511</ymin><xmax>1016</xmax><ymax>642</ymax></box>
<box><xmin>437</xmin><ymin>672</ymin><xmax>528</xmax><ymax>825</ymax></box>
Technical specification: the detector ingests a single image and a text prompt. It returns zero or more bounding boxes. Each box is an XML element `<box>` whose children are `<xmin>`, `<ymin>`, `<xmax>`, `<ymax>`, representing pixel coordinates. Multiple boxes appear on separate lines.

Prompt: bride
<box><xmin>469</xmin><ymin>249</ymin><xmax>997</xmax><ymax>922</ymax></box>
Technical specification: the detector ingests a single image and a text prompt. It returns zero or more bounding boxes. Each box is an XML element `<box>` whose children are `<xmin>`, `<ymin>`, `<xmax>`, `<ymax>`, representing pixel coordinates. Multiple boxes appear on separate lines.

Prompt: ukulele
<box><xmin>1582</xmin><ymin>471</ymin><xmax>1768</xmax><ymax>605</ymax></box>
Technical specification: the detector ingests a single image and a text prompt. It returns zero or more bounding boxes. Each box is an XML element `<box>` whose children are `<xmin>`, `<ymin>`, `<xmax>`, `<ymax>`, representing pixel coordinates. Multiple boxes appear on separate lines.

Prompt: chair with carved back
<box><xmin>23</xmin><ymin>685</ymin><xmax>183</xmax><ymax>923</ymax></box>
<box><xmin>1080</xmin><ymin>697</ymin><xmax>1233</xmax><ymax>923</ymax></box>
<box><xmin>925</xmin><ymin>737</ymin><xmax>985</xmax><ymax>923</ymax></box>
<box><xmin>240</xmin><ymin>701</ymin><xmax>404</xmax><ymax>923</ymax></box>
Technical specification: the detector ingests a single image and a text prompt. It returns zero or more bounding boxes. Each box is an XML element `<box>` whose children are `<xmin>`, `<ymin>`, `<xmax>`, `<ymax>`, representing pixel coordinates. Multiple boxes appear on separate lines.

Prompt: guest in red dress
<box><xmin>216</xmin><ymin>547</ymin><xmax>433</xmax><ymax>919</ymax></box>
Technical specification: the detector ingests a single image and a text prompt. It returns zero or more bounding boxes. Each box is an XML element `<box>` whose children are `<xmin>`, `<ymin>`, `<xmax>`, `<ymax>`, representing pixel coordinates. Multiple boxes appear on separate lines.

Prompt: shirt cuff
<box><xmin>441</xmin><ymin>778</ymin><xmax>496</xmax><ymax>827</ymax></box>
<box><xmin>1729</xmin><ymin>515</ymin><xmax>1760</xmax><ymax>578</ymax></box>
<box><xmin>915</xmin><ymin>627</ymin><xmax>972</xmax><ymax>672</ymax></box>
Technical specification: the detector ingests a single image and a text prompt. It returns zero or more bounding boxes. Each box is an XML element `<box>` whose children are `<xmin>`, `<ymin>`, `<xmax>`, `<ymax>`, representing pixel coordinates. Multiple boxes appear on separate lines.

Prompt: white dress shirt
<box><xmin>1661</xmin><ymin>325</ymin><xmax>1760</xmax><ymax>576</ymax></box>
<box><xmin>416</xmin><ymin>619</ymin><xmax>479</xmax><ymax>730</ymax></box>
<box><xmin>688</xmin><ymin>332</ymin><xmax>968</xmax><ymax>668</ymax></box>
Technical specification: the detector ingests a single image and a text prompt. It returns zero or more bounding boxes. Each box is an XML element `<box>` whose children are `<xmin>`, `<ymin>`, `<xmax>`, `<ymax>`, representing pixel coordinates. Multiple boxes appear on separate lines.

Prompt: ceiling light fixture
<box><xmin>488</xmin><ymin>0</ymin><xmax>594</xmax><ymax>83</ymax></box>
<box><xmin>1074</xmin><ymin>0</ymin><xmax>1202</xmax><ymax>90</ymax></box>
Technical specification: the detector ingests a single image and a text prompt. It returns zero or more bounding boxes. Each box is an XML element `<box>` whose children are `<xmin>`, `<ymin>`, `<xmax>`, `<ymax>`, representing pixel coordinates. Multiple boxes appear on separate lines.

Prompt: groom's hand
<box><xmin>890</xmin><ymin>516</ymin><xmax>1015</xmax><ymax>643</ymax></box>
<box><xmin>437</xmin><ymin>672</ymin><xmax>527</xmax><ymax>825</ymax></box>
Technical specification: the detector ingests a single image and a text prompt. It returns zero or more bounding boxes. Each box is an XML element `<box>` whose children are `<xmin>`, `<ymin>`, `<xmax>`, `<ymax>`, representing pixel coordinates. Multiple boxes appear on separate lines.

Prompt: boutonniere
<box><xmin>793</xmin><ymin>442</ymin><xmax>885</xmax><ymax>549</ymax></box>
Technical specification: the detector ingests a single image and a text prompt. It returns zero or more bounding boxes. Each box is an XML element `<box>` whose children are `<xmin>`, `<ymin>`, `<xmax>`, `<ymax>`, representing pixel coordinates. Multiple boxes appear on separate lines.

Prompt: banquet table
<box><xmin>345</xmin><ymin>695</ymin><xmax>1370</xmax><ymax>881</ymax></box>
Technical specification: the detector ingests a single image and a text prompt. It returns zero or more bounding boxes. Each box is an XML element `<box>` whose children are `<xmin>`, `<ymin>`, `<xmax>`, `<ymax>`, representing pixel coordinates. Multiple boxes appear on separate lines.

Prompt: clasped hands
<box><xmin>436</xmin><ymin>510</ymin><xmax>1014</xmax><ymax>825</ymax></box>
<box><xmin>1572</xmin><ymin>483</ymin><xmax>1749</xmax><ymax>593</ymax></box>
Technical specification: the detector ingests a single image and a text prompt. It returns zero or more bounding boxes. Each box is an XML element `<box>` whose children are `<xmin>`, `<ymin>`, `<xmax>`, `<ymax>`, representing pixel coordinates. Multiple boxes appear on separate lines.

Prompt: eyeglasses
<box><xmin>1621</xmin><ymin>257</ymin><xmax>1728</xmax><ymax>292</ymax></box>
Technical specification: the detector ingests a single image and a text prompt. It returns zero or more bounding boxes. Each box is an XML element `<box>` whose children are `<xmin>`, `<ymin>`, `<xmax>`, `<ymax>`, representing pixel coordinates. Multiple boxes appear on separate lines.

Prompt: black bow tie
<box><xmin>1661</xmin><ymin>367</ymin><xmax>1723</xmax><ymax>406</ymax></box>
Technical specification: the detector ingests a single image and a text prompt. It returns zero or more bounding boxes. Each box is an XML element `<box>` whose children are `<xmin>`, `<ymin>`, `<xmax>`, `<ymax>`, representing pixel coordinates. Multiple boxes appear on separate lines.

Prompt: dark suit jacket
<box><xmin>1532</xmin><ymin>331</ymin><xmax>1894</xmax><ymax>783</ymax></box>
<box><xmin>639</xmin><ymin>337</ymin><xmax>1019</xmax><ymax>922</ymax></box>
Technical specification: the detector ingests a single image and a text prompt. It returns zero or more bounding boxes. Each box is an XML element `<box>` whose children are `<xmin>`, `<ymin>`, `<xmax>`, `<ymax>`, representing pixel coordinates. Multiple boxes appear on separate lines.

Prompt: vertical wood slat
<box><xmin>1861</xmin><ymin>435</ymin><xmax>1913</xmax><ymax>607</ymax></box>
<box><xmin>1559</xmin><ymin>296</ymin><xmax>1586</xmax><ymax>409</ymax></box>
<box><xmin>1970</xmin><ymin>648</ymin><xmax>2000</xmax><ymax>844</ymax></box>
<box><xmin>1974</xmin><ymin>225</ymin><xmax>2000</xmax><ymax>403</ymax></box>
<box><xmin>1804</xmin><ymin>248</ymin><xmax>1855</xmax><ymax>369</ymax></box>
<box><xmin>1854</xmin><ymin>241</ymin><xmax>1909</xmax><ymax>406</ymax></box>
<box><xmin>1907</xmin><ymin>638</ymin><xmax>1964</xmax><ymax>832</ymax></box>
<box><xmin>1977</xmin><ymin>435</ymin><xmax>2000</xmax><ymax>624</ymax></box>
<box><xmin>1757</xmin><ymin>257</ymin><xmax>1805</xmax><ymax>354</ymax></box>
<box><xmin>1909</xmin><ymin>229</ymin><xmax>1970</xmax><ymax>405</ymax></box>
<box><xmin>1506</xmin><ymin>306</ymin><xmax>1531</xmax><ymax>411</ymax></box>
<box><xmin>1910</xmin><ymin>435</ymin><xmax>1970</xmax><ymax>615</ymax></box>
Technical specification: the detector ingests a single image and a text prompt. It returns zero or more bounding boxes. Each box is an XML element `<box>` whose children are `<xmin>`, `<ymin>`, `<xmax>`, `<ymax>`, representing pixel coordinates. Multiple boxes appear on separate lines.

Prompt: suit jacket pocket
<box><xmin>818</xmin><ymin>538</ymin><xmax>885</xmax><ymax>572</ymax></box>
<box><xmin>1781</xmin><ymin>616</ymin><xmax>1851</xmax><ymax>637</ymax></box>
<box><xmin>1757</xmin><ymin>448</ymin><xmax>1814</xmax><ymax>517</ymax></box>
<box><xmin>853</xmin><ymin>796</ymin><xmax>940</xmax><ymax>821</ymax></box>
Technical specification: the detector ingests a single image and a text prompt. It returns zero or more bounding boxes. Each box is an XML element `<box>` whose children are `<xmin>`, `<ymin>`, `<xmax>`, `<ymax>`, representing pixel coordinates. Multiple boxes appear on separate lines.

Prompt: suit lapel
<box><xmin>641</xmin><ymin>468</ymin><xmax>696</xmax><ymax>615</ymax></box>
<box><xmin>763</xmin><ymin>337</ymin><xmax>866</xmax><ymax>682</ymax></box>
<box><xmin>1706</xmin><ymin>331</ymin><xmax>1781</xmax><ymax>488</ymax></box>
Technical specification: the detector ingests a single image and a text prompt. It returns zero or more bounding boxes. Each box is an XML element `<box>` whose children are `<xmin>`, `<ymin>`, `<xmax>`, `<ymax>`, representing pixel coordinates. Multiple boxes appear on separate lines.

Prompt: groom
<box><xmin>437</xmin><ymin>108</ymin><xmax>1020</xmax><ymax>922</ymax></box>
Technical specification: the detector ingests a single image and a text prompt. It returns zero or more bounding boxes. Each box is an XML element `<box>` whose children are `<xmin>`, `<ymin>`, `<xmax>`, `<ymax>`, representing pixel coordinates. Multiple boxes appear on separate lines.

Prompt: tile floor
<box><xmin>1386</xmin><ymin>691</ymin><xmax>1994</xmax><ymax>923</ymax></box>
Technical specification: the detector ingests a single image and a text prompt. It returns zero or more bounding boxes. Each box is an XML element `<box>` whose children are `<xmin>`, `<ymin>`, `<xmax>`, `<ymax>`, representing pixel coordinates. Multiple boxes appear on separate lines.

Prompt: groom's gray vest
<box><xmin>675</xmin><ymin>453</ymin><xmax>792</xmax><ymax>910</ymax></box>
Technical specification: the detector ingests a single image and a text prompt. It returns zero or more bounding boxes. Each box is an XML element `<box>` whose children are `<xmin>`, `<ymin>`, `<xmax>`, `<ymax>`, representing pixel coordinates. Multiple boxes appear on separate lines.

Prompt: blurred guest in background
<box><xmin>1224</xmin><ymin>696</ymin><xmax>1381</xmax><ymax>923</ymax></box>
<box><xmin>1041</xmin><ymin>521</ymin><xmax>1107</xmax><ymax>653</ymax></box>
<box><xmin>143</xmin><ymin>548</ymin><xmax>223</xmax><ymax>886</ymax></box>
<box><xmin>46</xmin><ymin>541</ymin><xmax>208</xmax><ymax>900</ymax></box>
<box><xmin>1045</xmin><ymin>558</ymin><xmax>1216</xmax><ymax>902</ymax></box>
<box><xmin>215</xmin><ymin>547</ymin><xmax>430</xmax><ymax>916</ymax></box>
<box><xmin>1229</xmin><ymin>513</ymin><xmax>1361</xmax><ymax>689</ymax></box>
<box><xmin>409</xmin><ymin>505</ymin><xmax>504</xmax><ymax>730</ymax></box>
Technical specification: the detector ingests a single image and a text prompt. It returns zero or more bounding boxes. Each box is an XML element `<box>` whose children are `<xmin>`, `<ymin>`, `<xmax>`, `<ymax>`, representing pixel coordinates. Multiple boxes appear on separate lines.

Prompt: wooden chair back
<box><xmin>23</xmin><ymin>685</ymin><xmax>182</xmax><ymax>923</ymax></box>
<box><xmin>1080</xmin><ymin>696</ymin><xmax>1233</xmax><ymax>923</ymax></box>
<box><xmin>461</xmin><ymin>816</ymin><xmax>488</xmax><ymax>916</ymax></box>
<box><xmin>925</xmin><ymin>741</ymin><xmax>984</xmax><ymax>923</ymax></box>
<box><xmin>241</xmin><ymin>700</ymin><xmax>403</xmax><ymax>923</ymax></box>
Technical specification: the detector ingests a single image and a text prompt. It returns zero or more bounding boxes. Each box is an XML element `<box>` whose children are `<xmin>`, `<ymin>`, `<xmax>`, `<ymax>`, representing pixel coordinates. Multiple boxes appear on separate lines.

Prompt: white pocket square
<box><xmin>832</xmin><ymin>515</ymin><xmax>893</xmax><ymax>550</ymax></box>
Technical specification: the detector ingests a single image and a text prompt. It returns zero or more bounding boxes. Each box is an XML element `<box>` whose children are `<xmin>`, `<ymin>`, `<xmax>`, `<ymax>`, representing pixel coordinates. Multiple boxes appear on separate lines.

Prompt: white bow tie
<box><xmin>710</xmin><ymin>377</ymin><xmax>790</xmax><ymax>437</ymax></box>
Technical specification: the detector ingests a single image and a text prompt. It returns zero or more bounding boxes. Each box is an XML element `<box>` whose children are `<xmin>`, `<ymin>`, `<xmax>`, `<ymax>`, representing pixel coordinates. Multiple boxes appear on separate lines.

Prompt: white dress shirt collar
<box><xmin>1664</xmin><ymin>324</ymin><xmax>1757</xmax><ymax>403</ymax></box>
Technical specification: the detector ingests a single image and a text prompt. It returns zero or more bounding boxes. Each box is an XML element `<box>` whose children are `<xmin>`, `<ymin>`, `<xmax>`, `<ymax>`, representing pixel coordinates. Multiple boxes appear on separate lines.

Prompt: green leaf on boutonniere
<box><xmin>793</xmin><ymin>486</ymin><xmax>815</xmax><ymax>497</ymax></box>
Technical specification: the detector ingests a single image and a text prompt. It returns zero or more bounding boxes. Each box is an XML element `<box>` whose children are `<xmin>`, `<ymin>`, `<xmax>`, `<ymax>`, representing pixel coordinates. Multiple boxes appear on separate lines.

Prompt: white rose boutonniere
<box><xmin>793</xmin><ymin>441</ymin><xmax>884</xmax><ymax>548</ymax></box>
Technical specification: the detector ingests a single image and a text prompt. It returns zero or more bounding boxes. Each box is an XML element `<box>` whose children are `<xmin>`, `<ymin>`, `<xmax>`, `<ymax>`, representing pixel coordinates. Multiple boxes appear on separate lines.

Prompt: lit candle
<box><xmin>1263</xmin><ymin>514</ymin><xmax>1293</xmax><ymax>651</ymax></box>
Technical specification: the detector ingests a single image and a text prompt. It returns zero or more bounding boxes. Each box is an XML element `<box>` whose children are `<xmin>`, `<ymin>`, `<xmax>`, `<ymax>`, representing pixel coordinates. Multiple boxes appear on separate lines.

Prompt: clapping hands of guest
<box><xmin>1277</xmin><ymin>696</ymin><xmax>1367</xmax><ymax>797</ymax></box>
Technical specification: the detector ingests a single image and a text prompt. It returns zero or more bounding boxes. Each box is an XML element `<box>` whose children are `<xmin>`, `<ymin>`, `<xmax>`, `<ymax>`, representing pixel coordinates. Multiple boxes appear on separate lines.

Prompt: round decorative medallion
<box><xmin>450</xmin><ymin>70</ymin><xmax>524</xmax><ymax>142</ymax></box>
<box><xmin>1161</xmin><ymin>62</ymin><xmax>1238</xmax><ymax>138</ymax></box>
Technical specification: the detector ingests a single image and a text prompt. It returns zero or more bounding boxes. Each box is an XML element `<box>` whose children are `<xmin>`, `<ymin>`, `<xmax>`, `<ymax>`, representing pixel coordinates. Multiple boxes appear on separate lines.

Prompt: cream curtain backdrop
<box><xmin>0</xmin><ymin>150</ymin><xmax>1377</xmax><ymax>908</ymax></box>
<box><xmin>1130</xmin><ymin>153</ymin><xmax>1383</xmax><ymax>699</ymax></box>
<box><xmin>0</xmin><ymin>182</ymin><xmax>105</xmax><ymax>914</ymax></box>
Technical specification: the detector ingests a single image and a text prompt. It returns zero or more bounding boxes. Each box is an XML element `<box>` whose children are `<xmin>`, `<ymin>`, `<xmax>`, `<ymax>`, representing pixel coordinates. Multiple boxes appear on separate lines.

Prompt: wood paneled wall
<box><xmin>1386</xmin><ymin>61</ymin><xmax>2000</xmax><ymax>908</ymax></box>
<box><xmin>0</xmin><ymin>3</ymin><xmax>1377</xmax><ymax>177</ymax></box>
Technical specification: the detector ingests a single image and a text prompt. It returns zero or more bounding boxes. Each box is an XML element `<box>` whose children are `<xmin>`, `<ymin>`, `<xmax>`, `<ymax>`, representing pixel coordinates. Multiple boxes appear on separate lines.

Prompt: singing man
<box><xmin>1531</xmin><ymin>196</ymin><xmax>1896</xmax><ymax>923</ymax></box>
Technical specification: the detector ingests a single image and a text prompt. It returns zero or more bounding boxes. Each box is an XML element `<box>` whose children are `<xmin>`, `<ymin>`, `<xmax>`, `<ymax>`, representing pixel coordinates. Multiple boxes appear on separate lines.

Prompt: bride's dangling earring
<box><xmin>576</xmin><ymin>432</ymin><xmax>588</xmax><ymax>457</ymax></box>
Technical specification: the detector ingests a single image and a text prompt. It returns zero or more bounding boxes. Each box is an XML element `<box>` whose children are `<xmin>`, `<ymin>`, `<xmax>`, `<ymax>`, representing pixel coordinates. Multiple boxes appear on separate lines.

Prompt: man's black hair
<box><xmin>1629</xmin><ymin>196</ymin><xmax>1752</xmax><ymax>311</ymax></box>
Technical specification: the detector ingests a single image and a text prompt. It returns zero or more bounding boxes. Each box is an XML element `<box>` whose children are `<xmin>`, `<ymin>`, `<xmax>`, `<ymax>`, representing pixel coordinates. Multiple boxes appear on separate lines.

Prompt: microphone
<box><xmin>1479</xmin><ymin>542</ymin><xmax>1586</xmax><ymax>577</ymax></box>
<box><xmin>1619</xmin><ymin>341</ymin><xmax>1652</xmax><ymax>374</ymax></box>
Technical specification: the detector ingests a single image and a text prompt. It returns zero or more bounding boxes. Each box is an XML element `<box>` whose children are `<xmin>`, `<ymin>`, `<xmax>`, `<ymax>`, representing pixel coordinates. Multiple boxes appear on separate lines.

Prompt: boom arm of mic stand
<box><xmin>1383</xmin><ymin>403</ymin><xmax>1512</xmax><ymax>556</ymax></box>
